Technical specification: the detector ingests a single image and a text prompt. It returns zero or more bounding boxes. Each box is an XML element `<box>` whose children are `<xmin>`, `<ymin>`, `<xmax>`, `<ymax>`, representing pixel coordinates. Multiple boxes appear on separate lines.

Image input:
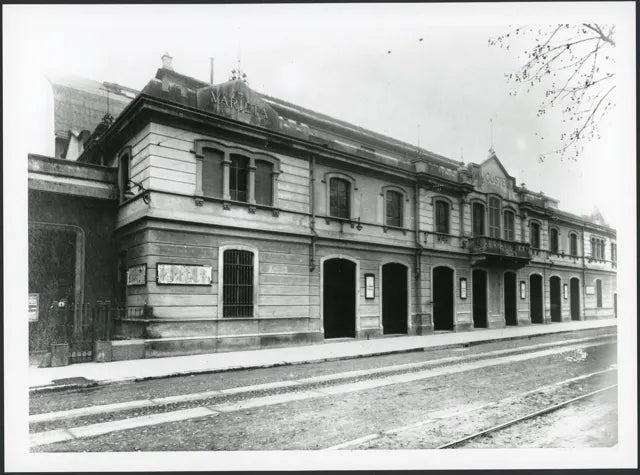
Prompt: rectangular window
<box><xmin>570</xmin><ymin>234</ymin><xmax>578</xmax><ymax>256</ymax></box>
<box><xmin>550</xmin><ymin>228</ymin><xmax>559</xmax><ymax>253</ymax></box>
<box><xmin>472</xmin><ymin>203</ymin><xmax>485</xmax><ymax>237</ymax></box>
<box><xmin>488</xmin><ymin>197</ymin><xmax>501</xmax><ymax>238</ymax></box>
<box><xmin>386</xmin><ymin>191</ymin><xmax>403</xmax><ymax>227</ymax></box>
<box><xmin>591</xmin><ymin>238</ymin><xmax>596</xmax><ymax>259</ymax></box>
<box><xmin>435</xmin><ymin>200</ymin><xmax>449</xmax><ymax>234</ymax></box>
<box><xmin>503</xmin><ymin>211</ymin><xmax>515</xmax><ymax>241</ymax></box>
<box><xmin>530</xmin><ymin>222</ymin><xmax>540</xmax><ymax>248</ymax></box>
<box><xmin>230</xmin><ymin>155</ymin><xmax>249</xmax><ymax>202</ymax></box>
<box><xmin>255</xmin><ymin>160</ymin><xmax>273</xmax><ymax>206</ymax></box>
<box><xmin>202</xmin><ymin>149</ymin><xmax>223</xmax><ymax>198</ymax></box>
<box><xmin>611</xmin><ymin>243</ymin><xmax>617</xmax><ymax>263</ymax></box>
<box><xmin>223</xmin><ymin>250</ymin><xmax>254</xmax><ymax>318</ymax></box>
<box><xmin>329</xmin><ymin>178</ymin><xmax>350</xmax><ymax>219</ymax></box>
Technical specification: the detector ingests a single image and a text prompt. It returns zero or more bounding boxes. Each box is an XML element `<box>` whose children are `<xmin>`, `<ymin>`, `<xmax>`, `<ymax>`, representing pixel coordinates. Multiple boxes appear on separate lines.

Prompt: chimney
<box><xmin>161</xmin><ymin>52</ymin><xmax>173</xmax><ymax>71</ymax></box>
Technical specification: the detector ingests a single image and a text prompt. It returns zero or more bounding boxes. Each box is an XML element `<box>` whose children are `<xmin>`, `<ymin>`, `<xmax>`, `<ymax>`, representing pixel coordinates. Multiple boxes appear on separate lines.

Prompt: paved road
<box><xmin>30</xmin><ymin>327</ymin><xmax>617</xmax><ymax>451</ymax></box>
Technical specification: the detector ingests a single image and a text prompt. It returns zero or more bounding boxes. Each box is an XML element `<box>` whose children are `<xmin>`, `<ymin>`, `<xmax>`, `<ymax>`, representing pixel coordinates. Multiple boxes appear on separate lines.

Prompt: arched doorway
<box><xmin>433</xmin><ymin>266</ymin><xmax>454</xmax><ymax>331</ymax></box>
<box><xmin>570</xmin><ymin>277</ymin><xmax>580</xmax><ymax>320</ymax></box>
<box><xmin>504</xmin><ymin>271</ymin><xmax>518</xmax><ymax>326</ymax></box>
<box><xmin>550</xmin><ymin>276</ymin><xmax>562</xmax><ymax>322</ymax></box>
<box><xmin>472</xmin><ymin>269</ymin><xmax>487</xmax><ymax>328</ymax></box>
<box><xmin>323</xmin><ymin>258</ymin><xmax>356</xmax><ymax>338</ymax></box>
<box><xmin>530</xmin><ymin>274</ymin><xmax>544</xmax><ymax>323</ymax></box>
<box><xmin>382</xmin><ymin>263</ymin><xmax>408</xmax><ymax>334</ymax></box>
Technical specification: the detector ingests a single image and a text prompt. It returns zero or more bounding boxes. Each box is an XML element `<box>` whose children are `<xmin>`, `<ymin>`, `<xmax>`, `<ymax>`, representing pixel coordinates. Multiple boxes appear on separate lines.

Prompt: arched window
<box><xmin>488</xmin><ymin>196</ymin><xmax>501</xmax><ymax>238</ymax></box>
<box><xmin>119</xmin><ymin>152</ymin><xmax>131</xmax><ymax>202</ymax></box>
<box><xmin>569</xmin><ymin>233</ymin><xmax>578</xmax><ymax>256</ymax></box>
<box><xmin>255</xmin><ymin>160</ymin><xmax>274</xmax><ymax>206</ymax></box>
<box><xmin>530</xmin><ymin>221</ymin><xmax>541</xmax><ymax>248</ymax></box>
<box><xmin>595</xmin><ymin>279</ymin><xmax>602</xmax><ymax>308</ymax></box>
<box><xmin>202</xmin><ymin>148</ymin><xmax>223</xmax><ymax>198</ymax></box>
<box><xmin>386</xmin><ymin>190</ymin><xmax>403</xmax><ymax>227</ymax></box>
<box><xmin>472</xmin><ymin>202</ymin><xmax>485</xmax><ymax>237</ymax></box>
<box><xmin>223</xmin><ymin>249</ymin><xmax>255</xmax><ymax>318</ymax></box>
<box><xmin>549</xmin><ymin>228</ymin><xmax>559</xmax><ymax>253</ymax></box>
<box><xmin>330</xmin><ymin>177</ymin><xmax>351</xmax><ymax>219</ymax></box>
<box><xmin>435</xmin><ymin>200</ymin><xmax>450</xmax><ymax>234</ymax></box>
<box><xmin>503</xmin><ymin>210</ymin><xmax>515</xmax><ymax>241</ymax></box>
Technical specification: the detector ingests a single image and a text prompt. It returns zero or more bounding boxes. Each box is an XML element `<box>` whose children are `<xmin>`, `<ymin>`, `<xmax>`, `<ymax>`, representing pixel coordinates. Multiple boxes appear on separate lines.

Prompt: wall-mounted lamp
<box><xmin>126</xmin><ymin>179</ymin><xmax>151</xmax><ymax>204</ymax></box>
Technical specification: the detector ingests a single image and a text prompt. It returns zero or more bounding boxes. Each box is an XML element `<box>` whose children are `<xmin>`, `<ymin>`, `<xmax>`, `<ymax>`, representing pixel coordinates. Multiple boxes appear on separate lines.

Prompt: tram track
<box><xmin>436</xmin><ymin>383</ymin><xmax>618</xmax><ymax>449</ymax></box>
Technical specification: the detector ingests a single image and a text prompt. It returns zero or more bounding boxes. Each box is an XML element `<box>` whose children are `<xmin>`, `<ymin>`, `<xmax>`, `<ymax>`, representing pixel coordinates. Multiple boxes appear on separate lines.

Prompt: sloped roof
<box><xmin>47</xmin><ymin>73</ymin><xmax>136</xmax><ymax>139</ymax></box>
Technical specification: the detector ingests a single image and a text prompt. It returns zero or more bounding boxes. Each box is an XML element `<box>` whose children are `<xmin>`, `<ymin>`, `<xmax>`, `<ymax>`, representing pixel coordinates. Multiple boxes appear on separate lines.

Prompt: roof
<box><xmin>47</xmin><ymin>73</ymin><xmax>136</xmax><ymax>139</ymax></box>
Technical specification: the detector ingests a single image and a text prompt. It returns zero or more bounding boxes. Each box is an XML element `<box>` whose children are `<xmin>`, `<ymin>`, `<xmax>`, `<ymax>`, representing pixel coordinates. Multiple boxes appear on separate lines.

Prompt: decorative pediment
<box><xmin>471</xmin><ymin>151</ymin><xmax>516</xmax><ymax>198</ymax></box>
<box><xmin>196</xmin><ymin>80</ymin><xmax>280</xmax><ymax>131</ymax></box>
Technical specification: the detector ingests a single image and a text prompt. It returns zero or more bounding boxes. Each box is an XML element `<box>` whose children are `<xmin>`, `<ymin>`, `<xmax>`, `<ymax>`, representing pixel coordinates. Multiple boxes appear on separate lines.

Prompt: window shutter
<box><xmin>202</xmin><ymin>149</ymin><xmax>223</xmax><ymax>197</ymax></box>
<box><xmin>255</xmin><ymin>160</ymin><xmax>273</xmax><ymax>206</ymax></box>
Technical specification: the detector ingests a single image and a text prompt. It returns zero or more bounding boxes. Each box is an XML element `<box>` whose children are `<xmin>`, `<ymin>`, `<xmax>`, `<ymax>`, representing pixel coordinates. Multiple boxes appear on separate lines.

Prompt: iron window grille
<box><xmin>223</xmin><ymin>250</ymin><xmax>254</xmax><ymax>318</ymax></box>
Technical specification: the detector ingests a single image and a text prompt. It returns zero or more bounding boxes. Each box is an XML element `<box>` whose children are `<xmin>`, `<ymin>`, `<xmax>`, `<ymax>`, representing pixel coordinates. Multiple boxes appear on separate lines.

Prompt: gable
<box><xmin>472</xmin><ymin>154</ymin><xmax>515</xmax><ymax>198</ymax></box>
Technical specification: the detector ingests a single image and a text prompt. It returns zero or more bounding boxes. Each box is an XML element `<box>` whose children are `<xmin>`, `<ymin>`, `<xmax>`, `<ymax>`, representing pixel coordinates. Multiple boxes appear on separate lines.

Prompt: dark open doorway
<box><xmin>504</xmin><ymin>272</ymin><xmax>517</xmax><ymax>326</ymax></box>
<box><xmin>382</xmin><ymin>263</ymin><xmax>408</xmax><ymax>335</ymax></box>
<box><xmin>530</xmin><ymin>274</ymin><xmax>544</xmax><ymax>323</ymax></box>
<box><xmin>570</xmin><ymin>277</ymin><xmax>580</xmax><ymax>320</ymax></box>
<box><xmin>472</xmin><ymin>269</ymin><xmax>488</xmax><ymax>328</ymax></box>
<box><xmin>323</xmin><ymin>258</ymin><xmax>356</xmax><ymax>339</ymax></box>
<box><xmin>550</xmin><ymin>276</ymin><xmax>562</xmax><ymax>322</ymax></box>
<box><xmin>433</xmin><ymin>266</ymin><xmax>454</xmax><ymax>331</ymax></box>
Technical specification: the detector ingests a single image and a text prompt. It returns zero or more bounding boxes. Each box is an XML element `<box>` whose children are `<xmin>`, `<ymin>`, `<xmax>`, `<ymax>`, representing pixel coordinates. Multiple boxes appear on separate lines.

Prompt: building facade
<box><xmin>28</xmin><ymin>56</ymin><xmax>617</xmax><ymax>364</ymax></box>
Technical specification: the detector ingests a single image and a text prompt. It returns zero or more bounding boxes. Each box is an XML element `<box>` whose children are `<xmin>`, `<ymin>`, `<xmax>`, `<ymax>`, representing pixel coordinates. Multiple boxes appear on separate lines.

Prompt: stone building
<box><xmin>28</xmin><ymin>55</ymin><xmax>617</xmax><ymax>364</ymax></box>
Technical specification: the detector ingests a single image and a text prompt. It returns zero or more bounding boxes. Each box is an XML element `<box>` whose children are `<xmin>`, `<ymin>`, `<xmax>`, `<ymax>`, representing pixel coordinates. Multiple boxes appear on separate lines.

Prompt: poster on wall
<box><xmin>157</xmin><ymin>263</ymin><xmax>213</xmax><ymax>285</ymax></box>
<box><xmin>585</xmin><ymin>286</ymin><xmax>595</xmax><ymax>295</ymax></box>
<box><xmin>127</xmin><ymin>264</ymin><xmax>147</xmax><ymax>286</ymax></box>
<box><xmin>520</xmin><ymin>281</ymin><xmax>526</xmax><ymax>299</ymax></box>
<box><xmin>459</xmin><ymin>278</ymin><xmax>467</xmax><ymax>299</ymax></box>
<box><xmin>364</xmin><ymin>274</ymin><xmax>375</xmax><ymax>299</ymax></box>
<box><xmin>563</xmin><ymin>284</ymin><xmax>569</xmax><ymax>299</ymax></box>
<box><xmin>28</xmin><ymin>293</ymin><xmax>39</xmax><ymax>322</ymax></box>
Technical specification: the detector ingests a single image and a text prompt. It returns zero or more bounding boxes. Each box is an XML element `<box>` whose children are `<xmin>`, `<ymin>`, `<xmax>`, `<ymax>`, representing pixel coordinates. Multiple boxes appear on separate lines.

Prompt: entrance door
<box><xmin>530</xmin><ymin>274</ymin><xmax>544</xmax><ymax>323</ymax></box>
<box><xmin>570</xmin><ymin>277</ymin><xmax>580</xmax><ymax>320</ymax></box>
<box><xmin>472</xmin><ymin>269</ymin><xmax>487</xmax><ymax>328</ymax></box>
<box><xmin>550</xmin><ymin>276</ymin><xmax>562</xmax><ymax>322</ymax></box>
<box><xmin>382</xmin><ymin>263</ymin><xmax>408</xmax><ymax>334</ymax></box>
<box><xmin>323</xmin><ymin>258</ymin><xmax>356</xmax><ymax>338</ymax></box>
<box><xmin>504</xmin><ymin>272</ymin><xmax>517</xmax><ymax>326</ymax></box>
<box><xmin>29</xmin><ymin>226</ymin><xmax>77</xmax><ymax>355</ymax></box>
<box><xmin>432</xmin><ymin>266</ymin><xmax>454</xmax><ymax>330</ymax></box>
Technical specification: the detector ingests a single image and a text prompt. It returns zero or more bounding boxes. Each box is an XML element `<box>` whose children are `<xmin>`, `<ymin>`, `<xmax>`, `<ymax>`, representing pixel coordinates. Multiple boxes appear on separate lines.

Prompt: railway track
<box><xmin>436</xmin><ymin>384</ymin><xmax>618</xmax><ymax>449</ymax></box>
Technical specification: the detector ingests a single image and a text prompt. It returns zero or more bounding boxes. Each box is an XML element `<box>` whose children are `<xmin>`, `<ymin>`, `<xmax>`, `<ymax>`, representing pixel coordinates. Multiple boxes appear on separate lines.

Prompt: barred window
<box><xmin>503</xmin><ymin>210</ymin><xmax>515</xmax><ymax>241</ymax></box>
<box><xmin>329</xmin><ymin>177</ymin><xmax>350</xmax><ymax>219</ymax></box>
<box><xmin>596</xmin><ymin>279</ymin><xmax>602</xmax><ymax>308</ymax></box>
<box><xmin>570</xmin><ymin>233</ymin><xmax>578</xmax><ymax>256</ymax></box>
<box><xmin>488</xmin><ymin>196</ymin><xmax>501</xmax><ymax>238</ymax></box>
<box><xmin>229</xmin><ymin>155</ymin><xmax>249</xmax><ymax>202</ymax></box>
<box><xmin>255</xmin><ymin>160</ymin><xmax>273</xmax><ymax>206</ymax></box>
<box><xmin>472</xmin><ymin>203</ymin><xmax>485</xmax><ymax>237</ymax></box>
<box><xmin>386</xmin><ymin>190</ymin><xmax>403</xmax><ymax>227</ymax></box>
<box><xmin>223</xmin><ymin>250</ymin><xmax>254</xmax><ymax>318</ymax></box>
<box><xmin>435</xmin><ymin>200</ymin><xmax>449</xmax><ymax>234</ymax></box>
<box><xmin>202</xmin><ymin>149</ymin><xmax>223</xmax><ymax>198</ymax></box>
<box><xmin>530</xmin><ymin>222</ymin><xmax>540</xmax><ymax>248</ymax></box>
<box><xmin>549</xmin><ymin>228</ymin><xmax>559</xmax><ymax>253</ymax></box>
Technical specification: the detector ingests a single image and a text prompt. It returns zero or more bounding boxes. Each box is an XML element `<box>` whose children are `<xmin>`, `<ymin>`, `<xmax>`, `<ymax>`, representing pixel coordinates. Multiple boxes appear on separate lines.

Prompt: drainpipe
<box><xmin>581</xmin><ymin>222</ymin><xmax>587</xmax><ymax>320</ymax></box>
<box><xmin>309</xmin><ymin>154</ymin><xmax>318</xmax><ymax>272</ymax></box>
<box><xmin>414</xmin><ymin>183</ymin><xmax>424</xmax><ymax>333</ymax></box>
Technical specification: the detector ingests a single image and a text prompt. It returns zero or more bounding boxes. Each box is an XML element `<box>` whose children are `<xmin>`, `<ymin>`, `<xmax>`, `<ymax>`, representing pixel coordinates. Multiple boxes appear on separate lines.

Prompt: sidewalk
<box><xmin>29</xmin><ymin>319</ymin><xmax>616</xmax><ymax>391</ymax></box>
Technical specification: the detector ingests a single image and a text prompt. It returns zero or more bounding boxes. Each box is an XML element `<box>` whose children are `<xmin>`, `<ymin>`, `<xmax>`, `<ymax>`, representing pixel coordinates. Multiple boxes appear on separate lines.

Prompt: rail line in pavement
<box><xmin>30</xmin><ymin>339</ymin><xmax>615</xmax><ymax>448</ymax></box>
<box><xmin>30</xmin><ymin>333</ymin><xmax>615</xmax><ymax>424</ymax></box>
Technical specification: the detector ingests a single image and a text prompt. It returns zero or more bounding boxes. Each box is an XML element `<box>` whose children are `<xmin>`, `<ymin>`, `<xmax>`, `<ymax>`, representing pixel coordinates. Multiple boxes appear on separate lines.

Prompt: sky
<box><xmin>4</xmin><ymin>3</ymin><xmax>635</xmax><ymax>230</ymax></box>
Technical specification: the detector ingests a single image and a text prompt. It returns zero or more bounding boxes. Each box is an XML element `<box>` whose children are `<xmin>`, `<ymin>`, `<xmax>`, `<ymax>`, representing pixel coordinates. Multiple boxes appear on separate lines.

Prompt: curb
<box><xmin>30</xmin><ymin>324</ymin><xmax>617</xmax><ymax>394</ymax></box>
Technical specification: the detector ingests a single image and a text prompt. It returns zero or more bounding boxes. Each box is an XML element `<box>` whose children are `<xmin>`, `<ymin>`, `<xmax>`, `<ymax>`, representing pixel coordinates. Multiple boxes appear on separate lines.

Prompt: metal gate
<box><xmin>66</xmin><ymin>301</ymin><xmax>122</xmax><ymax>364</ymax></box>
